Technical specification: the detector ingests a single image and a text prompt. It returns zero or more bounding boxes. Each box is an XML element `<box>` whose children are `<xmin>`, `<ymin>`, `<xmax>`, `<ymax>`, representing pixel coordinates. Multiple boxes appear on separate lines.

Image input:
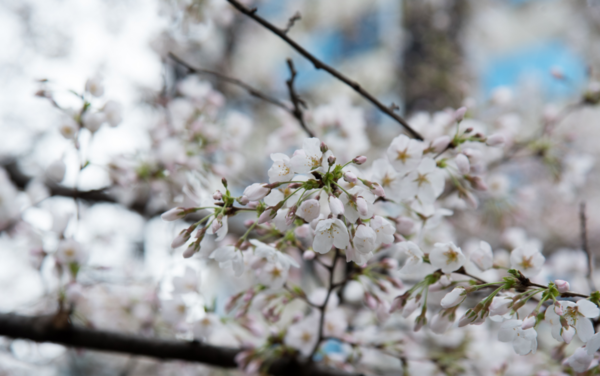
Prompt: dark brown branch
<box><xmin>580</xmin><ymin>202</ymin><xmax>596</xmax><ymax>291</ymax></box>
<box><xmin>168</xmin><ymin>53</ymin><xmax>291</xmax><ymax>114</ymax></box>
<box><xmin>225</xmin><ymin>0</ymin><xmax>424</xmax><ymax>140</ymax></box>
<box><xmin>282</xmin><ymin>11</ymin><xmax>302</xmax><ymax>34</ymax></box>
<box><xmin>0</xmin><ymin>312</ymin><xmax>357</xmax><ymax>376</ymax></box>
<box><xmin>285</xmin><ymin>59</ymin><xmax>314</xmax><ymax>137</ymax></box>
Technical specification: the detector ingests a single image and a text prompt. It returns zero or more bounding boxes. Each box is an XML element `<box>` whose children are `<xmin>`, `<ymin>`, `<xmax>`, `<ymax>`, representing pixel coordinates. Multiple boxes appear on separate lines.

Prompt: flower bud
<box><xmin>401</xmin><ymin>298</ymin><xmax>420</xmax><ymax>318</ymax></box>
<box><xmin>244</xmin><ymin>219</ymin><xmax>254</xmax><ymax>227</ymax></box>
<box><xmin>431</xmin><ymin>135</ymin><xmax>451</xmax><ymax>153</ymax></box>
<box><xmin>328</xmin><ymin>155</ymin><xmax>336</xmax><ymax>165</ymax></box>
<box><xmin>213</xmin><ymin>191</ymin><xmax>223</xmax><ymax>200</ymax></box>
<box><xmin>221</xmin><ymin>177</ymin><xmax>228</xmax><ymax>187</ymax></box>
<box><xmin>329</xmin><ymin>196</ymin><xmax>345</xmax><ymax>216</ymax></box>
<box><xmin>257</xmin><ymin>208</ymin><xmax>275</xmax><ymax>224</ymax></box>
<box><xmin>211</xmin><ymin>220</ymin><xmax>222</xmax><ymax>233</ymax></box>
<box><xmin>458</xmin><ymin>311</ymin><xmax>475</xmax><ymax>327</ymax></box>
<box><xmin>555</xmin><ymin>279</ymin><xmax>570</xmax><ymax>293</ymax></box>
<box><xmin>468</xmin><ymin>176</ymin><xmax>488</xmax><ymax>191</ymax></box>
<box><xmin>183</xmin><ymin>242</ymin><xmax>199</xmax><ymax>258</ymax></box>
<box><xmin>353</xmin><ymin>156</ymin><xmax>367</xmax><ymax>165</ymax></box>
<box><xmin>486</xmin><ymin>134</ymin><xmax>505</xmax><ymax>147</ymax></box>
<box><xmin>320</xmin><ymin>142</ymin><xmax>328</xmax><ymax>153</ymax></box>
<box><xmin>395</xmin><ymin>217</ymin><xmax>415</xmax><ymax>235</ymax></box>
<box><xmin>356</xmin><ymin>197</ymin><xmax>368</xmax><ymax>217</ymax></box>
<box><xmin>364</xmin><ymin>292</ymin><xmax>378</xmax><ymax>310</ymax></box>
<box><xmin>381</xmin><ymin>258</ymin><xmax>398</xmax><ymax>270</ymax></box>
<box><xmin>343</xmin><ymin>172</ymin><xmax>357</xmax><ymax>184</ymax></box>
<box><xmin>455</xmin><ymin>154</ymin><xmax>470</xmax><ymax>175</ymax></box>
<box><xmin>239</xmin><ymin>195</ymin><xmax>249</xmax><ymax>205</ymax></box>
<box><xmin>243</xmin><ymin>183</ymin><xmax>270</xmax><ymax>201</ymax></box>
<box><xmin>247</xmin><ymin>201</ymin><xmax>259</xmax><ymax>209</ymax></box>
<box><xmin>171</xmin><ymin>229</ymin><xmax>191</xmax><ymax>248</ymax></box>
<box><xmin>371</xmin><ymin>182</ymin><xmax>385</xmax><ymax>198</ymax></box>
<box><xmin>288</xmin><ymin>183</ymin><xmax>302</xmax><ymax>189</ymax></box>
<box><xmin>454</xmin><ymin>106</ymin><xmax>467</xmax><ymax>122</ymax></box>
<box><xmin>161</xmin><ymin>207</ymin><xmax>186</xmax><ymax>221</ymax></box>
<box><xmin>440</xmin><ymin>287</ymin><xmax>465</xmax><ymax>308</ymax></box>
<box><xmin>554</xmin><ymin>302</ymin><xmax>564</xmax><ymax>316</ymax></box>
<box><xmin>521</xmin><ymin>315</ymin><xmax>536</xmax><ymax>330</ymax></box>
<box><xmin>47</xmin><ymin>160</ymin><xmax>66</xmax><ymax>183</ymax></box>
<box><xmin>82</xmin><ymin>112</ymin><xmax>106</xmax><ymax>133</ymax></box>
<box><xmin>302</xmin><ymin>250</ymin><xmax>316</xmax><ymax>260</ymax></box>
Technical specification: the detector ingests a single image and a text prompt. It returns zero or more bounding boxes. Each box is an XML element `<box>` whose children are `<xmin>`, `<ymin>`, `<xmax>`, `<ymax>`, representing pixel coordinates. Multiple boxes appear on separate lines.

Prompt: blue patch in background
<box><xmin>481</xmin><ymin>41</ymin><xmax>586</xmax><ymax>100</ymax></box>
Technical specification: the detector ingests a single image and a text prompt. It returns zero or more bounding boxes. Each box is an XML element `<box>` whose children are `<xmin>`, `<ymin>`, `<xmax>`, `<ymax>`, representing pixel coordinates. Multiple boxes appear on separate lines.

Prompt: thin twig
<box><xmin>282</xmin><ymin>11</ymin><xmax>302</xmax><ymax>34</ymax></box>
<box><xmin>225</xmin><ymin>0</ymin><xmax>424</xmax><ymax>140</ymax></box>
<box><xmin>581</xmin><ymin>202</ymin><xmax>596</xmax><ymax>291</ymax></box>
<box><xmin>168</xmin><ymin>53</ymin><xmax>290</xmax><ymax>113</ymax></box>
<box><xmin>285</xmin><ymin>59</ymin><xmax>315</xmax><ymax>137</ymax></box>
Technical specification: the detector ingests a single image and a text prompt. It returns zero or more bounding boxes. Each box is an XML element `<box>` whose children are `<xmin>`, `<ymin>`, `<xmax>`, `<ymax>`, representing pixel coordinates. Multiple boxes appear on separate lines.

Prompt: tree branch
<box><xmin>285</xmin><ymin>59</ymin><xmax>314</xmax><ymax>137</ymax></box>
<box><xmin>0</xmin><ymin>312</ymin><xmax>358</xmax><ymax>376</ymax></box>
<box><xmin>225</xmin><ymin>0</ymin><xmax>424</xmax><ymax>141</ymax></box>
<box><xmin>580</xmin><ymin>202</ymin><xmax>596</xmax><ymax>291</ymax></box>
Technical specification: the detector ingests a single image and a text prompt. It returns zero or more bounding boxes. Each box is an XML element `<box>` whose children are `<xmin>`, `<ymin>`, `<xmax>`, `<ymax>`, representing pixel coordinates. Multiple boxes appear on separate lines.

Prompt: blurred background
<box><xmin>1</xmin><ymin>0</ymin><xmax>600</xmax><ymax>374</ymax></box>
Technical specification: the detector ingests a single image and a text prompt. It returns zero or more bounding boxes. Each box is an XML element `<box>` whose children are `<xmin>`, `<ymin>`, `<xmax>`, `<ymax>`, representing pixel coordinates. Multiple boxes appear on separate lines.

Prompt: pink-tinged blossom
<box><xmin>546</xmin><ymin>300</ymin><xmax>599</xmax><ymax>343</ymax></box>
<box><xmin>313</xmin><ymin>218</ymin><xmax>350</xmax><ymax>254</ymax></box>
<box><xmin>429</xmin><ymin>242</ymin><xmax>466</xmax><ymax>273</ymax></box>
<box><xmin>353</xmin><ymin>225</ymin><xmax>377</xmax><ymax>254</ymax></box>
<box><xmin>431</xmin><ymin>135</ymin><xmax>451</xmax><ymax>153</ymax></box>
<box><xmin>161</xmin><ymin>207</ymin><xmax>186</xmax><ymax>221</ymax></box>
<box><xmin>470</xmin><ymin>241</ymin><xmax>494</xmax><ymax>271</ymax></box>
<box><xmin>329</xmin><ymin>196</ymin><xmax>344</xmax><ymax>216</ymax></box>
<box><xmin>268</xmin><ymin>153</ymin><xmax>294</xmax><ymax>183</ymax></box>
<box><xmin>386</xmin><ymin>134</ymin><xmax>424</xmax><ymax>175</ymax></box>
<box><xmin>82</xmin><ymin>112</ymin><xmax>106</xmax><ymax>133</ymax></box>
<box><xmin>370</xmin><ymin>216</ymin><xmax>395</xmax><ymax>246</ymax></box>
<box><xmin>486</xmin><ymin>134</ymin><xmax>505</xmax><ymax>147</ymax></box>
<box><xmin>395</xmin><ymin>217</ymin><xmax>415</xmax><ymax>235</ymax></box>
<box><xmin>353</xmin><ymin>156</ymin><xmax>367</xmax><ymax>165</ymax></box>
<box><xmin>454</xmin><ymin>106</ymin><xmax>467</xmax><ymax>122</ymax></box>
<box><xmin>397</xmin><ymin>158</ymin><xmax>445</xmax><ymax>205</ymax></box>
<box><xmin>567</xmin><ymin>347</ymin><xmax>594</xmax><ymax>373</ymax></box>
<box><xmin>555</xmin><ymin>279</ymin><xmax>570</xmax><ymax>293</ymax></box>
<box><xmin>430</xmin><ymin>312</ymin><xmax>454</xmax><ymax>334</ymax></box>
<box><xmin>343</xmin><ymin>171</ymin><xmax>357</xmax><ymax>183</ymax></box>
<box><xmin>455</xmin><ymin>154</ymin><xmax>470</xmax><ymax>175</ymax></box>
<box><xmin>207</xmin><ymin>216</ymin><xmax>228</xmax><ymax>241</ymax></box>
<box><xmin>284</xmin><ymin>314</ymin><xmax>319</xmax><ymax>356</ymax></box>
<box><xmin>209</xmin><ymin>246</ymin><xmax>244</xmax><ymax>276</ymax></box>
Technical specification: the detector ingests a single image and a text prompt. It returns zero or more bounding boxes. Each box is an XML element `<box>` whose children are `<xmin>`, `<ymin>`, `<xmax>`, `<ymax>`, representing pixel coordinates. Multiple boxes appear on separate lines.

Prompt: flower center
<box><xmin>396</xmin><ymin>148</ymin><xmax>409</xmax><ymax>163</ymax></box>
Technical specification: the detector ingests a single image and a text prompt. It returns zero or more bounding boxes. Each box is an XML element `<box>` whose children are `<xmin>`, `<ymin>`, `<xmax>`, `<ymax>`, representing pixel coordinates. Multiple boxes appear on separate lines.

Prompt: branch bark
<box><xmin>285</xmin><ymin>59</ymin><xmax>314</xmax><ymax>137</ymax></box>
<box><xmin>225</xmin><ymin>0</ymin><xmax>424</xmax><ymax>140</ymax></box>
<box><xmin>0</xmin><ymin>312</ymin><xmax>358</xmax><ymax>376</ymax></box>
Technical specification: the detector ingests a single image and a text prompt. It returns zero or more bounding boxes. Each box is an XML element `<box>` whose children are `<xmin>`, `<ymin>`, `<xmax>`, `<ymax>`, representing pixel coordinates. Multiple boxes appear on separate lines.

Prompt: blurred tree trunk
<box><xmin>401</xmin><ymin>0</ymin><xmax>468</xmax><ymax>113</ymax></box>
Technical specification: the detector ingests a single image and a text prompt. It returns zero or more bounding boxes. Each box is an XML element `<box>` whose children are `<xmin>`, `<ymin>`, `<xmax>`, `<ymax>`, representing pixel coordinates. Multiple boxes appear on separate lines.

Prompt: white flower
<box><xmin>510</xmin><ymin>245</ymin><xmax>545</xmax><ymax>278</ymax></box>
<box><xmin>489</xmin><ymin>296</ymin><xmax>513</xmax><ymax>318</ymax></box>
<box><xmin>290</xmin><ymin>138</ymin><xmax>324</xmax><ymax>173</ymax></box>
<box><xmin>401</xmin><ymin>297</ymin><xmax>420</xmax><ymax>318</ymax></box>
<box><xmin>397</xmin><ymin>158</ymin><xmax>445</xmax><ymax>205</ymax></box>
<box><xmin>161</xmin><ymin>207</ymin><xmax>186</xmax><ymax>221</ymax></box>
<box><xmin>250</xmin><ymin>240</ymin><xmax>299</xmax><ymax>269</ymax></box>
<box><xmin>386</xmin><ymin>134</ymin><xmax>423</xmax><ymax>175</ymax></box>
<box><xmin>173</xmin><ymin>267</ymin><xmax>199</xmax><ymax>294</ymax></box>
<box><xmin>323</xmin><ymin>308</ymin><xmax>347</xmax><ymax>337</ymax></box>
<box><xmin>455</xmin><ymin>154</ymin><xmax>470</xmax><ymax>175</ymax></box>
<box><xmin>370</xmin><ymin>158</ymin><xmax>399</xmax><ymax>193</ymax></box>
<box><xmin>353</xmin><ymin>225</ymin><xmax>377</xmax><ymax>254</ymax></box>
<box><xmin>440</xmin><ymin>287</ymin><xmax>465</xmax><ymax>308</ymax></box>
<box><xmin>268</xmin><ymin>153</ymin><xmax>294</xmax><ymax>183</ymax></box>
<box><xmin>397</xmin><ymin>241</ymin><xmax>423</xmax><ymax>272</ymax></box>
<box><xmin>243</xmin><ymin>183</ymin><xmax>270</xmax><ymax>201</ymax></box>
<box><xmin>59</xmin><ymin>118</ymin><xmax>78</xmax><ymax>139</ymax></box>
<box><xmin>103</xmin><ymin>100</ymin><xmax>122</xmax><ymax>127</ymax></box>
<box><xmin>161</xmin><ymin>296</ymin><xmax>187</xmax><ymax>325</ymax></box>
<box><xmin>273</xmin><ymin>208</ymin><xmax>293</xmax><ymax>232</ymax></box>
<box><xmin>297</xmin><ymin>199</ymin><xmax>320</xmax><ymax>222</ymax></box>
<box><xmin>568</xmin><ymin>347</ymin><xmax>594</xmax><ymax>373</ymax></box>
<box><xmin>193</xmin><ymin>313</ymin><xmax>219</xmax><ymax>340</ymax></box>
<box><xmin>284</xmin><ymin>313</ymin><xmax>320</xmax><ymax>356</ymax></box>
<box><xmin>345</xmin><ymin>247</ymin><xmax>373</xmax><ymax>265</ymax></box>
<box><xmin>56</xmin><ymin>239</ymin><xmax>86</xmax><ymax>265</ymax></box>
<box><xmin>546</xmin><ymin>300</ymin><xmax>599</xmax><ymax>343</ymax></box>
<box><xmin>82</xmin><ymin>112</ymin><xmax>106</xmax><ymax>133</ymax></box>
<box><xmin>329</xmin><ymin>196</ymin><xmax>344</xmax><ymax>216</ymax></box>
<box><xmin>429</xmin><ymin>242</ymin><xmax>466</xmax><ymax>273</ymax></box>
<box><xmin>370</xmin><ymin>216</ymin><xmax>395</xmax><ymax>246</ymax></box>
<box><xmin>470</xmin><ymin>241</ymin><xmax>494</xmax><ymax>271</ymax></box>
<box><xmin>85</xmin><ymin>75</ymin><xmax>104</xmax><ymax>97</ymax></box>
<box><xmin>498</xmin><ymin>319</ymin><xmax>537</xmax><ymax>355</ymax></box>
<box><xmin>46</xmin><ymin>160</ymin><xmax>66</xmax><ymax>183</ymax></box>
<box><xmin>209</xmin><ymin>246</ymin><xmax>244</xmax><ymax>276</ymax></box>
<box><xmin>339</xmin><ymin>186</ymin><xmax>376</xmax><ymax>223</ymax></box>
<box><xmin>313</xmin><ymin>218</ymin><xmax>350</xmax><ymax>254</ymax></box>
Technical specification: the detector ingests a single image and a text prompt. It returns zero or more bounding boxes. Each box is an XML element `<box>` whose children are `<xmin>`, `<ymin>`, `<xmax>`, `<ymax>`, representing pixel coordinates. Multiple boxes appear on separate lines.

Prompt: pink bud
<box><xmin>353</xmin><ymin>156</ymin><xmax>367</xmax><ymax>165</ymax></box>
<box><xmin>257</xmin><ymin>208</ymin><xmax>274</xmax><ymax>224</ymax></box>
<box><xmin>371</xmin><ymin>183</ymin><xmax>385</xmax><ymax>197</ymax></box>
<box><xmin>344</xmin><ymin>172</ymin><xmax>357</xmax><ymax>184</ymax></box>
<box><xmin>243</xmin><ymin>183</ymin><xmax>270</xmax><ymax>201</ymax></box>
<box><xmin>302</xmin><ymin>250</ymin><xmax>316</xmax><ymax>260</ymax></box>
<box><xmin>521</xmin><ymin>315</ymin><xmax>536</xmax><ymax>330</ymax></box>
<box><xmin>395</xmin><ymin>217</ymin><xmax>414</xmax><ymax>235</ymax></box>
<box><xmin>295</xmin><ymin>224</ymin><xmax>312</xmax><ymax>240</ymax></box>
<box><xmin>244</xmin><ymin>219</ymin><xmax>254</xmax><ymax>227</ymax></box>
<box><xmin>213</xmin><ymin>191</ymin><xmax>223</xmax><ymax>200</ymax></box>
<box><xmin>211</xmin><ymin>220</ymin><xmax>222</xmax><ymax>233</ymax></box>
<box><xmin>356</xmin><ymin>197</ymin><xmax>368</xmax><ymax>217</ymax></box>
<box><xmin>328</xmin><ymin>155</ymin><xmax>336</xmax><ymax>165</ymax></box>
<box><xmin>320</xmin><ymin>142</ymin><xmax>328</xmax><ymax>153</ymax></box>
<box><xmin>239</xmin><ymin>195</ymin><xmax>249</xmax><ymax>205</ymax></box>
<box><xmin>329</xmin><ymin>196</ymin><xmax>345</xmax><ymax>216</ymax></box>
<box><xmin>555</xmin><ymin>279</ymin><xmax>570</xmax><ymax>293</ymax></box>
<box><xmin>161</xmin><ymin>207</ymin><xmax>186</xmax><ymax>221</ymax></box>
<box><xmin>469</xmin><ymin>176</ymin><xmax>488</xmax><ymax>191</ymax></box>
<box><xmin>455</xmin><ymin>154</ymin><xmax>470</xmax><ymax>175</ymax></box>
<box><xmin>247</xmin><ymin>201</ymin><xmax>259</xmax><ymax>209</ymax></box>
<box><xmin>364</xmin><ymin>292</ymin><xmax>378</xmax><ymax>310</ymax></box>
<box><xmin>454</xmin><ymin>107</ymin><xmax>467</xmax><ymax>122</ymax></box>
<box><xmin>554</xmin><ymin>302</ymin><xmax>564</xmax><ymax>316</ymax></box>
<box><xmin>171</xmin><ymin>230</ymin><xmax>190</xmax><ymax>248</ymax></box>
<box><xmin>431</xmin><ymin>135</ymin><xmax>451</xmax><ymax>153</ymax></box>
<box><xmin>183</xmin><ymin>243</ymin><xmax>198</xmax><ymax>258</ymax></box>
<box><xmin>486</xmin><ymin>134</ymin><xmax>505</xmax><ymax>147</ymax></box>
<box><xmin>463</xmin><ymin>191</ymin><xmax>479</xmax><ymax>209</ymax></box>
<box><xmin>381</xmin><ymin>258</ymin><xmax>398</xmax><ymax>269</ymax></box>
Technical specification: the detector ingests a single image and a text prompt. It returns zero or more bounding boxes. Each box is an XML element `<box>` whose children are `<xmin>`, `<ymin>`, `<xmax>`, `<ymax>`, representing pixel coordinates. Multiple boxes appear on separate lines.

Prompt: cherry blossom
<box><xmin>313</xmin><ymin>218</ymin><xmax>350</xmax><ymax>254</ymax></box>
<box><xmin>397</xmin><ymin>241</ymin><xmax>423</xmax><ymax>273</ymax></box>
<box><xmin>498</xmin><ymin>319</ymin><xmax>537</xmax><ymax>355</ymax></box>
<box><xmin>510</xmin><ymin>245</ymin><xmax>545</xmax><ymax>278</ymax></box>
<box><xmin>386</xmin><ymin>134</ymin><xmax>423</xmax><ymax>175</ymax></box>
<box><xmin>268</xmin><ymin>153</ymin><xmax>294</xmax><ymax>183</ymax></box>
<box><xmin>429</xmin><ymin>242</ymin><xmax>466</xmax><ymax>273</ymax></box>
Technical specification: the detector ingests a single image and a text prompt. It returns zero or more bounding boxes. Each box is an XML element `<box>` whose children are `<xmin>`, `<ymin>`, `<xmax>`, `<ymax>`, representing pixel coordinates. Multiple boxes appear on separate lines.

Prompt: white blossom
<box><xmin>268</xmin><ymin>153</ymin><xmax>294</xmax><ymax>183</ymax></box>
<box><xmin>510</xmin><ymin>245</ymin><xmax>545</xmax><ymax>278</ymax></box>
<box><xmin>429</xmin><ymin>242</ymin><xmax>466</xmax><ymax>273</ymax></box>
<box><xmin>243</xmin><ymin>183</ymin><xmax>270</xmax><ymax>201</ymax></box>
<box><xmin>192</xmin><ymin>313</ymin><xmax>219</xmax><ymax>340</ymax></box>
<box><xmin>206</xmin><ymin>215</ymin><xmax>228</xmax><ymax>241</ymax></box>
<box><xmin>397</xmin><ymin>158</ymin><xmax>445</xmax><ymax>205</ymax></box>
<box><xmin>370</xmin><ymin>216</ymin><xmax>395</xmax><ymax>246</ymax></box>
<box><xmin>567</xmin><ymin>347</ymin><xmax>594</xmax><ymax>373</ymax></box>
<box><xmin>398</xmin><ymin>241</ymin><xmax>423</xmax><ymax>273</ymax></box>
<box><xmin>440</xmin><ymin>287</ymin><xmax>465</xmax><ymax>308</ymax></box>
<box><xmin>284</xmin><ymin>313</ymin><xmax>320</xmax><ymax>356</ymax></box>
<box><xmin>313</xmin><ymin>218</ymin><xmax>350</xmax><ymax>254</ymax></box>
<box><xmin>353</xmin><ymin>225</ymin><xmax>377</xmax><ymax>254</ymax></box>
<box><xmin>173</xmin><ymin>267</ymin><xmax>199</xmax><ymax>294</ymax></box>
<box><xmin>56</xmin><ymin>239</ymin><xmax>86</xmax><ymax>265</ymax></box>
<box><xmin>209</xmin><ymin>246</ymin><xmax>244</xmax><ymax>276</ymax></box>
<box><xmin>339</xmin><ymin>186</ymin><xmax>375</xmax><ymax>223</ymax></box>
<box><xmin>498</xmin><ymin>319</ymin><xmax>537</xmax><ymax>355</ymax></box>
<box><xmin>386</xmin><ymin>134</ymin><xmax>423</xmax><ymax>175</ymax></box>
<box><xmin>546</xmin><ymin>300</ymin><xmax>599</xmax><ymax>343</ymax></box>
<box><xmin>329</xmin><ymin>196</ymin><xmax>344</xmax><ymax>216</ymax></box>
<box><xmin>290</xmin><ymin>138</ymin><xmax>324</xmax><ymax>173</ymax></box>
<box><xmin>470</xmin><ymin>241</ymin><xmax>494</xmax><ymax>271</ymax></box>
<box><xmin>103</xmin><ymin>100</ymin><xmax>122</xmax><ymax>127</ymax></box>
<box><xmin>297</xmin><ymin>199</ymin><xmax>320</xmax><ymax>222</ymax></box>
